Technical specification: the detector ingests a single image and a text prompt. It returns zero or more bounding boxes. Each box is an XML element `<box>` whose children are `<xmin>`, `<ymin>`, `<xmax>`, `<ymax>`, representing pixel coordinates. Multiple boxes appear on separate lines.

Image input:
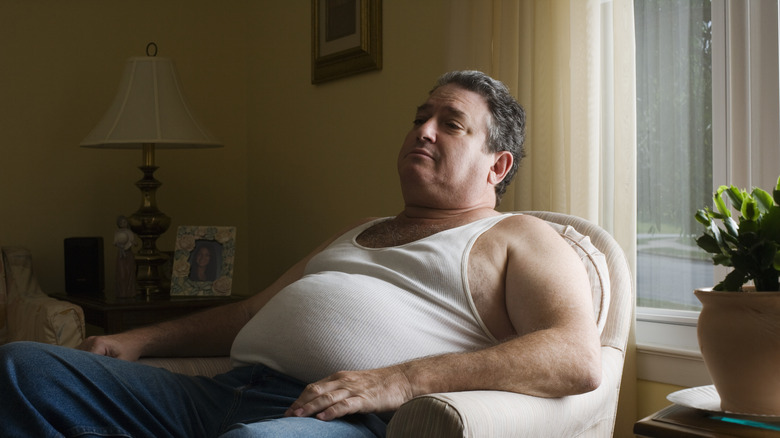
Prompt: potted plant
<box><xmin>693</xmin><ymin>176</ymin><xmax>780</xmax><ymax>415</ymax></box>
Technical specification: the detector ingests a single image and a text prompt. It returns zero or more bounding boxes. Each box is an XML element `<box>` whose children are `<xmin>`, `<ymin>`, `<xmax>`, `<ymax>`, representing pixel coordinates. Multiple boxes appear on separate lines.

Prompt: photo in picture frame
<box><xmin>171</xmin><ymin>226</ymin><xmax>236</xmax><ymax>296</ymax></box>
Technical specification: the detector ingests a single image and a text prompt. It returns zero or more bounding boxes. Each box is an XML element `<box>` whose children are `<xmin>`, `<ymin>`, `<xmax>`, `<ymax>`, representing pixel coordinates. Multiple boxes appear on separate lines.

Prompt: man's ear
<box><xmin>488</xmin><ymin>151</ymin><xmax>513</xmax><ymax>185</ymax></box>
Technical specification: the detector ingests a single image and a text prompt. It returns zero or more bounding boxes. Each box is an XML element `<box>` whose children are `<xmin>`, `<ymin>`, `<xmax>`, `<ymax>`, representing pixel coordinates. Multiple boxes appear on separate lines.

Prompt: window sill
<box><xmin>636</xmin><ymin>307</ymin><xmax>712</xmax><ymax>387</ymax></box>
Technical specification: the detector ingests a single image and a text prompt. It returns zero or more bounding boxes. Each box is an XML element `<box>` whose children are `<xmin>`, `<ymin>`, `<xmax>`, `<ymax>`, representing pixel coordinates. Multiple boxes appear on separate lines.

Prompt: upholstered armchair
<box><xmin>140</xmin><ymin>211</ymin><xmax>633</xmax><ymax>437</ymax></box>
<box><xmin>0</xmin><ymin>246</ymin><xmax>85</xmax><ymax>348</ymax></box>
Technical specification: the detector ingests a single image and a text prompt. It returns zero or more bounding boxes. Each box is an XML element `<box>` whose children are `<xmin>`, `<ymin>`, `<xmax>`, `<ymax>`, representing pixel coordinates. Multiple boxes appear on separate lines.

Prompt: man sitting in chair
<box><xmin>0</xmin><ymin>70</ymin><xmax>601</xmax><ymax>438</ymax></box>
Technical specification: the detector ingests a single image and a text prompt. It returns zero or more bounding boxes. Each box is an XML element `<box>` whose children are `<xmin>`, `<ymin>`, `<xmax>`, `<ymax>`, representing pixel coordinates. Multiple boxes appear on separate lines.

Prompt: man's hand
<box><xmin>285</xmin><ymin>366</ymin><xmax>414</xmax><ymax>421</ymax></box>
<box><xmin>77</xmin><ymin>334</ymin><xmax>143</xmax><ymax>361</ymax></box>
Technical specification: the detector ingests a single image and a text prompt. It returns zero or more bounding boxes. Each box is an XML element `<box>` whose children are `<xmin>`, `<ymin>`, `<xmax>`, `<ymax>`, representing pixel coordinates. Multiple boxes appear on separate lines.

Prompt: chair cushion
<box><xmin>543</xmin><ymin>222</ymin><xmax>611</xmax><ymax>333</ymax></box>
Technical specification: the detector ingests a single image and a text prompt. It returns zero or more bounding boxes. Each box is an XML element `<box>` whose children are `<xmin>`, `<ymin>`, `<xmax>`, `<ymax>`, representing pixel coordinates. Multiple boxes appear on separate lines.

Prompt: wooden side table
<box><xmin>635</xmin><ymin>404</ymin><xmax>780</xmax><ymax>437</ymax></box>
<box><xmin>55</xmin><ymin>293</ymin><xmax>242</xmax><ymax>334</ymax></box>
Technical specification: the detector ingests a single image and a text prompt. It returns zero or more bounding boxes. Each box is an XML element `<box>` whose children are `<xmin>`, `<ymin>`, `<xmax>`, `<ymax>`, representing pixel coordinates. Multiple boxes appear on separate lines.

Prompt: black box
<box><xmin>64</xmin><ymin>237</ymin><xmax>104</xmax><ymax>296</ymax></box>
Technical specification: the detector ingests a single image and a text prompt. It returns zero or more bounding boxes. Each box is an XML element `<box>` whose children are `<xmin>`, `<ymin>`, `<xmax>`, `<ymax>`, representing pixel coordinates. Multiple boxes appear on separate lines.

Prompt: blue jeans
<box><xmin>0</xmin><ymin>342</ymin><xmax>386</xmax><ymax>438</ymax></box>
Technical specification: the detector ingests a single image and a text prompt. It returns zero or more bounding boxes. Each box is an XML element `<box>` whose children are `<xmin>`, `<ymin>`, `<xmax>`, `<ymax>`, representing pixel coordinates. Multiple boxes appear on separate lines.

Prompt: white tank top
<box><xmin>230</xmin><ymin>214</ymin><xmax>512</xmax><ymax>383</ymax></box>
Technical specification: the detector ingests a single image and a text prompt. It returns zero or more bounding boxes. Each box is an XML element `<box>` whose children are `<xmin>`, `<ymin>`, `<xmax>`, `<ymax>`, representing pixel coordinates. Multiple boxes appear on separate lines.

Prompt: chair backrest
<box><xmin>522</xmin><ymin>212</ymin><xmax>633</xmax><ymax>354</ymax></box>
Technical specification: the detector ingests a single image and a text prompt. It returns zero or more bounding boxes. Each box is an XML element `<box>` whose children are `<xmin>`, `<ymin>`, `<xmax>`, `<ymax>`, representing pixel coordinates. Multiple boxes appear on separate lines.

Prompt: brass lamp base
<box><xmin>128</xmin><ymin>144</ymin><xmax>171</xmax><ymax>296</ymax></box>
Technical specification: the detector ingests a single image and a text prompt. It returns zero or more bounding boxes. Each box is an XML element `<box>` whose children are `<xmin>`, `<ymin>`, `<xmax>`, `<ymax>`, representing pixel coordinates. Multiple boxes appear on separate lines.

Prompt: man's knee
<box><xmin>0</xmin><ymin>341</ymin><xmax>54</xmax><ymax>368</ymax></box>
<box><xmin>0</xmin><ymin>341</ymin><xmax>87</xmax><ymax>383</ymax></box>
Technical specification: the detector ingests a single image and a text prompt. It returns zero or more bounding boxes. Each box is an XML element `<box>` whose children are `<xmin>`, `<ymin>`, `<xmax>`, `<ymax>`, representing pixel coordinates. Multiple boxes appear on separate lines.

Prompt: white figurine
<box><xmin>114</xmin><ymin>216</ymin><xmax>136</xmax><ymax>297</ymax></box>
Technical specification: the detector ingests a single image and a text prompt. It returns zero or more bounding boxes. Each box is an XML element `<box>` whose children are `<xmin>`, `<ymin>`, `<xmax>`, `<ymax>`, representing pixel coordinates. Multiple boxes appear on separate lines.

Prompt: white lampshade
<box><xmin>81</xmin><ymin>56</ymin><xmax>222</xmax><ymax>149</ymax></box>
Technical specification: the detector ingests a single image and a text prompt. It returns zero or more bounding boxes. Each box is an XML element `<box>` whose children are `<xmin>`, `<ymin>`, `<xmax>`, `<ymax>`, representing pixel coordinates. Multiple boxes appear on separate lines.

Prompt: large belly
<box><xmin>230</xmin><ymin>271</ymin><xmax>491</xmax><ymax>383</ymax></box>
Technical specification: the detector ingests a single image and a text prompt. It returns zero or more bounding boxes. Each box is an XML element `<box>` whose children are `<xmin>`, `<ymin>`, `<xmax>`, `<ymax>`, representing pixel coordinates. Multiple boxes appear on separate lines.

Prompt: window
<box><xmin>635</xmin><ymin>0</ymin><xmax>780</xmax><ymax>386</ymax></box>
<box><xmin>635</xmin><ymin>0</ymin><xmax>713</xmax><ymax>313</ymax></box>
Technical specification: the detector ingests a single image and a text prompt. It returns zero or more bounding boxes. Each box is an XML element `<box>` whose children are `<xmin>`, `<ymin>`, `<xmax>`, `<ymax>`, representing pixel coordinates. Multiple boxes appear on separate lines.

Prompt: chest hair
<box><xmin>356</xmin><ymin>220</ymin><xmax>455</xmax><ymax>248</ymax></box>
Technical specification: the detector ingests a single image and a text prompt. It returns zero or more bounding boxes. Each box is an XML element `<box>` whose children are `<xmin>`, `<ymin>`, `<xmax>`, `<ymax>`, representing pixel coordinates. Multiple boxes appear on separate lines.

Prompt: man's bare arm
<box><xmin>77</xmin><ymin>262</ymin><xmax>301</xmax><ymax>361</ymax></box>
<box><xmin>78</xmin><ymin>219</ymin><xmax>377</xmax><ymax>361</ymax></box>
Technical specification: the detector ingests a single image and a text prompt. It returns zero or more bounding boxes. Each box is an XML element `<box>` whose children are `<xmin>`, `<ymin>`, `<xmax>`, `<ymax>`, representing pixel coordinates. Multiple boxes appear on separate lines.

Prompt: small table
<box><xmin>55</xmin><ymin>293</ymin><xmax>242</xmax><ymax>334</ymax></box>
<box><xmin>635</xmin><ymin>404</ymin><xmax>780</xmax><ymax>437</ymax></box>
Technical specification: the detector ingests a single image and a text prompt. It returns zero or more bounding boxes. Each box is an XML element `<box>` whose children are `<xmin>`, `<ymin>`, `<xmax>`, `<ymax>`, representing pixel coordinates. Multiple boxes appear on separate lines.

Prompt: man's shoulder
<box><xmin>485</xmin><ymin>213</ymin><xmax>569</xmax><ymax>252</ymax></box>
<box><xmin>491</xmin><ymin>213</ymin><xmax>554</xmax><ymax>236</ymax></box>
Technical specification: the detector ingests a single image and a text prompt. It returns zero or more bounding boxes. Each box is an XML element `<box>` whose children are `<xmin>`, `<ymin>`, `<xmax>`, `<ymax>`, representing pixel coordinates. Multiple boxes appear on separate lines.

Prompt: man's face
<box><xmin>397</xmin><ymin>84</ymin><xmax>496</xmax><ymax>208</ymax></box>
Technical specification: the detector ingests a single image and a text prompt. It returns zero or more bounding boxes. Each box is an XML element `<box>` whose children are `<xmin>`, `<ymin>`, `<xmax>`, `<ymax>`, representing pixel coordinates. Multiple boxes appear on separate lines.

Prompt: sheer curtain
<box><xmin>446</xmin><ymin>0</ymin><xmax>635</xmax><ymax>260</ymax></box>
<box><xmin>445</xmin><ymin>0</ymin><xmax>637</xmax><ymax>434</ymax></box>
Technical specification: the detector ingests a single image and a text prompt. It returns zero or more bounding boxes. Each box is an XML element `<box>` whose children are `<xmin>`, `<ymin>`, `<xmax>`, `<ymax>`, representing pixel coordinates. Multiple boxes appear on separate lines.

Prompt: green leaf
<box><xmin>723</xmin><ymin>216</ymin><xmax>739</xmax><ymax>238</ymax></box>
<box><xmin>730</xmin><ymin>250</ymin><xmax>756</xmax><ymax>272</ymax></box>
<box><xmin>725</xmin><ymin>185</ymin><xmax>745</xmax><ymax>211</ymax></box>
<box><xmin>696</xmin><ymin>234</ymin><xmax>721</xmax><ymax>254</ymax></box>
<box><xmin>752</xmin><ymin>187</ymin><xmax>775</xmax><ymax>213</ymax></box>
<box><xmin>716</xmin><ymin>269</ymin><xmax>748</xmax><ymax>291</ymax></box>
<box><xmin>695</xmin><ymin>209</ymin><xmax>712</xmax><ymax>226</ymax></box>
<box><xmin>719</xmin><ymin>225</ymin><xmax>739</xmax><ymax>246</ymax></box>
<box><xmin>709</xmin><ymin>224</ymin><xmax>725</xmax><ymax>250</ymax></box>
<box><xmin>709</xmin><ymin>211</ymin><xmax>729</xmax><ymax>220</ymax></box>
<box><xmin>739</xmin><ymin>218</ymin><xmax>758</xmax><ymax>234</ymax></box>
<box><xmin>735</xmin><ymin>230</ymin><xmax>759</xmax><ymax>250</ymax></box>
<box><xmin>756</xmin><ymin>241</ymin><xmax>778</xmax><ymax>270</ymax></box>
<box><xmin>761</xmin><ymin>206</ymin><xmax>780</xmax><ymax>242</ymax></box>
<box><xmin>712</xmin><ymin>253</ymin><xmax>733</xmax><ymax>266</ymax></box>
<box><xmin>741</xmin><ymin>197</ymin><xmax>759</xmax><ymax>221</ymax></box>
<box><xmin>714</xmin><ymin>187</ymin><xmax>731</xmax><ymax>217</ymax></box>
<box><xmin>774</xmin><ymin>176</ymin><xmax>780</xmax><ymax>205</ymax></box>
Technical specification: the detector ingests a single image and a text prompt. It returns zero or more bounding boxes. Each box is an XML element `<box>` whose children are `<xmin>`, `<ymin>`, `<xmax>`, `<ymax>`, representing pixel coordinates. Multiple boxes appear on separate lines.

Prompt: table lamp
<box><xmin>81</xmin><ymin>43</ymin><xmax>223</xmax><ymax>296</ymax></box>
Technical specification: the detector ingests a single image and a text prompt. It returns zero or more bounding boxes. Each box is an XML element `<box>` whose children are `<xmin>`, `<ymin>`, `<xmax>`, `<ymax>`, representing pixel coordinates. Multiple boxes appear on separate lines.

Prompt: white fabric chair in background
<box><xmin>0</xmin><ymin>246</ymin><xmax>85</xmax><ymax>347</ymax></box>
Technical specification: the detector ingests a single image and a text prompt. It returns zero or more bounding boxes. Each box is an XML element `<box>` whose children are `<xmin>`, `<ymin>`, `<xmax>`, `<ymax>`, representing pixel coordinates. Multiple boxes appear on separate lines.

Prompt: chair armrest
<box><xmin>138</xmin><ymin>356</ymin><xmax>232</xmax><ymax>377</ymax></box>
<box><xmin>3</xmin><ymin>246</ymin><xmax>85</xmax><ymax>347</ymax></box>
<box><xmin>387</xmin><ymin>390</ymin><xmax>615</xmax><ymax>438</ymax></box>
<box><xmin>7</xmin><ymin>296</ymin><xmax>85</xmax><ymax>347</ymax></box>
<box><xmin>387</xmin><ymin>347</ymin><xmax>624</xmax><ymax>438</ymax></box>
<box><xmin>140</xmin><ymin>350</ymin><xmax>624</xmax><ymax>438</ymax></box>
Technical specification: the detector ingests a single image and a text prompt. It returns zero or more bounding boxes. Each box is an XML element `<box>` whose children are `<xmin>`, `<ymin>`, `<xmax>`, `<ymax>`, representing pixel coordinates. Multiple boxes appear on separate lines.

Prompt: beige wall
<box><xmin>0</xmin><ymin>0</ymin><xmax>250</xmax><ymax>296</ymax></box>
<box><xmin>1</xmin><ymin>0</ymin><xmax>676</xmax><ymax>432</ymax></box>
<box><xmin>0</xmin><ymin>0</ymin><xmax>449</xmax><ymax>296</ymax></box>
<box><xmin>245</xmin><ymin>1</ymin><xmax>450</xmax><ymax>288</ymax></box>
<box><xmin>638</xmin><ymin>380</ymin><xmax>685</xmax><ymax>420</ymax></box>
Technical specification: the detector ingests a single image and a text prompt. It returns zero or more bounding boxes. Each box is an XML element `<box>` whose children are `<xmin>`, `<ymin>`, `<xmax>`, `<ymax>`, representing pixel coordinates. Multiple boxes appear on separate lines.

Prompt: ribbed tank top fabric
<box><xmin>230</xmin><ymin>214</ymin><xmax>513</xmax><ymax>383</ymax></box>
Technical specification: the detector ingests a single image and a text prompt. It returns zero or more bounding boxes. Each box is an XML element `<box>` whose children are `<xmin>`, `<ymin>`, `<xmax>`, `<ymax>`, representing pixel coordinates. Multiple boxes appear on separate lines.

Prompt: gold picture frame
<box><xmin>311</xmin><ymin>0</ymin><xmax>382</xmax><ymax>84</ymax></box>
<box><xmin>170</xmin><ymin>226</ymin><xmax>236</xmax><ymax>296</ymax></box>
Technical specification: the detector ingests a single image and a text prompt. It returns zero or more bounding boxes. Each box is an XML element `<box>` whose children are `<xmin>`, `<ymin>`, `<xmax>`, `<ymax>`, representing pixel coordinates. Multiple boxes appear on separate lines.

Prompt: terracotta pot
<box><xmin>695</xmin><ymin>288</ymin><xmax>780</xmax><ymax>415</ymax></box>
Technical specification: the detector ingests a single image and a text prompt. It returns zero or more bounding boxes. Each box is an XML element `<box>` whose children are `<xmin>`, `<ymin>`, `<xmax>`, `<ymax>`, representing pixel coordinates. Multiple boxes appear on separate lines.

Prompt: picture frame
<box><xmin>170</xmin><ymin>226</ymin><xmax>236</xmax><ymax>296</ymax></box>
<box><xmin>311</xmin><ymin>0</ymin><xmax>382</xmax><ymax>84</ymax></box>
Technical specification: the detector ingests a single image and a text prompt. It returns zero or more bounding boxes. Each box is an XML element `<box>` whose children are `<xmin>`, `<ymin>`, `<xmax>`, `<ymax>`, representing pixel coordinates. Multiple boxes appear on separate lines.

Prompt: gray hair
<box><xmin>432</xmin><ymin>71</ymin><xmax>526</xmax><ymax>206</ymax></box>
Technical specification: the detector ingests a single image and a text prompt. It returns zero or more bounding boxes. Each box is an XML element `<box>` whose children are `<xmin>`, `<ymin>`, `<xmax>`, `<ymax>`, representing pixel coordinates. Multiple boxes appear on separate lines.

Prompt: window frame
<box><xmin>636</xmin><ymin>0</ymin><xmax>780</xmax><ymax>386</ymax></box>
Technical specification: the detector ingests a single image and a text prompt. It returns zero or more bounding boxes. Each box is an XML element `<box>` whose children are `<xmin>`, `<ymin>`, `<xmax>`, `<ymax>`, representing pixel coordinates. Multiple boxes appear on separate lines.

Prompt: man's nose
<box><xmin>418</xmin><ymin>119</ymin><xmax>436</xmax><ymax>143</ymax></box>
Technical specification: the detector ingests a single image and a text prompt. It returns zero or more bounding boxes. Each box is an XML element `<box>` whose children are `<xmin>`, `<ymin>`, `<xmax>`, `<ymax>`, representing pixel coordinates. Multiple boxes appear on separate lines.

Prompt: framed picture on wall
<box><xmin>171</xmin><ymin>226</ymin><xmax>236</xmax><ymax>296</ymax></box>
<box><xmin>311</xmin><ymin>0</ymin><xmax>382</xmax><ymax>84</ymax></box>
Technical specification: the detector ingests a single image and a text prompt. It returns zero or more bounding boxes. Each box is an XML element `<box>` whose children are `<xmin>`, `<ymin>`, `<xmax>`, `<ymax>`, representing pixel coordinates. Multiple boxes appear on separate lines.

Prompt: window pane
<box><xmin>635</xmin><ymin>0</ymin><xmax>713</xmax><ymax>311</ymax></box>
